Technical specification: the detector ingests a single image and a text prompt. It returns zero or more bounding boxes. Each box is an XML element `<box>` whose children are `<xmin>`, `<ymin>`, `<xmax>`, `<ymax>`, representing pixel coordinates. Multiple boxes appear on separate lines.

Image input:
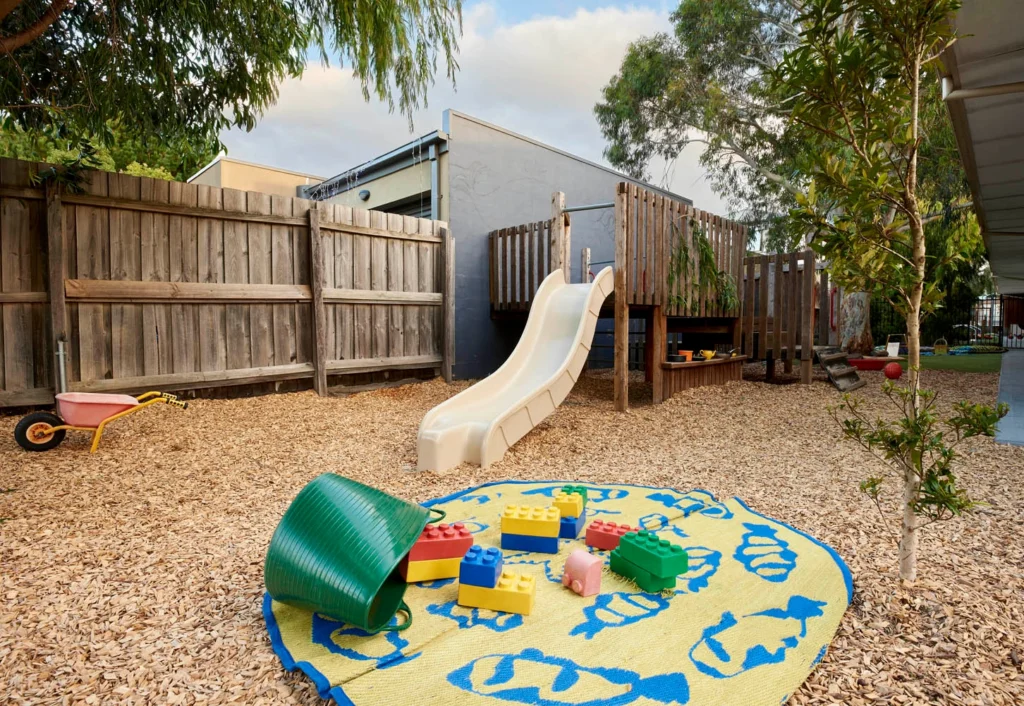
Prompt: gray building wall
<box><xmin>444</xmin><ymin>111</ymin><xmax>692</xmax><ymax>380</ymax></box>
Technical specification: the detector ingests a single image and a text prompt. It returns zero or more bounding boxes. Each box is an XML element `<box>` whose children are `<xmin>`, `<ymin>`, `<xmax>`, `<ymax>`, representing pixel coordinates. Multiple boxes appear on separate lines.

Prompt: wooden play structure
<box><xmin>487</xmin><ymin>183</ymin><xmax>826</xmax><ymax>411</ymax></box>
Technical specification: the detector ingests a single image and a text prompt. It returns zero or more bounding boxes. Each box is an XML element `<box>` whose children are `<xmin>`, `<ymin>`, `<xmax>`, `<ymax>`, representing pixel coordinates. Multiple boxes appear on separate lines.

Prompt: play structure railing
<box><xmin>738</xmin><ymin>250</ymin><xmax>822</xmax><ymax>382</ymax></box>
<box><xmin>615</xmin><ymin>182</ymin><xmax>746</xmax><ymax>316</ymax></box>
<box><xmin>488</xmin><ymin>193</ymin><xmax>571</xmax><ymax>313</ymax></box>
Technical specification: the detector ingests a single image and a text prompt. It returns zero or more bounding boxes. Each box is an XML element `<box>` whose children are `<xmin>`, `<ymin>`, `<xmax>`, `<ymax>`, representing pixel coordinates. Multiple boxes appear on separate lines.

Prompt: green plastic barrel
<box><xmin>264</xmin><ymin>474</ymin><xmax>435</xmax><ymax>632</ymax></box>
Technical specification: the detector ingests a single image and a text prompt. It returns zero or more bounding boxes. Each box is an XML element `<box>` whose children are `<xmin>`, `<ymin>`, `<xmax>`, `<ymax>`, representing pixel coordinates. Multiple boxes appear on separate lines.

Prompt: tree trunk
<box><xmin>899</xmin><ymin>466</ymin><xmax>920</xmax><ymax>582</ymax></box>
<box><xmin>898</xmin><ymin>53</ymin><xmax>926</xmax><ymax>584</ymax></box>
<box><xmin>840</xmin><ymin>291</ymin><xmax>874</xmax><ymax>354</ymax></box>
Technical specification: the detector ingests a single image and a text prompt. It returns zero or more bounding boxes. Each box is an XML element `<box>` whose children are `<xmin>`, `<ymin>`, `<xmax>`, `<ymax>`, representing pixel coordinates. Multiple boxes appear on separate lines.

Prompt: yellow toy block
<box><xmin>457</xmin><ymin>570</ymin><xmax>536</xmax><ymax>615</ymax></box>
<box><xmin>500</xmin><ymin>505</ymin><xmax>560</xmax><ymax>537</ymax></box>
<box><xmin>553</xmin><ymin>492</ymin><xmax>583</xmax><ymax>519</ymax></box>
<box><xmin>400</xmin><ymin>556</ymin><xmax>462</xmax><ymax>582</ymax></box>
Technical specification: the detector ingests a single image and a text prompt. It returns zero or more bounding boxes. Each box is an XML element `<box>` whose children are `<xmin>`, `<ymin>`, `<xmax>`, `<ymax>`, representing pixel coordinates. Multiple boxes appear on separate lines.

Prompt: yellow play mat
<box><xmin>263</xmin><ymin>481</ymin><xmax>853</xmax><ymax>706</ymax></box>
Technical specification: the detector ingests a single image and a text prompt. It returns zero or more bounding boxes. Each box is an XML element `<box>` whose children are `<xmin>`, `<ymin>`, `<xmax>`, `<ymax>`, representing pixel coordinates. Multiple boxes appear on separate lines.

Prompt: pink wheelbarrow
<box><xmin>14</xmin><ymin>392</ymin><xmax>187</xmax><ymax>453</ymax></box>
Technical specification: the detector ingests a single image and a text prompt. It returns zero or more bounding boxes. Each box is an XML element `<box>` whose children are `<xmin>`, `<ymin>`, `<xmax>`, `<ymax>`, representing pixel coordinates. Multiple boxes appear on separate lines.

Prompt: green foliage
<box><xmin>595</xmin><ymin>0</ymin><xmax>810</xmax><ymax>249</ymax></box>
<box><xmin>667</xmin><ymin>219</ymin><xmax>739</xmax><ymax>313</ymax></box>
<box><xmin>831</xmin><ymin>381</ymin><xmax>1007</xmax><ymax>526</ymax></box>
<box><xmin>0</xmin><ymin>119</ymin><xmax>216</xmax><ymax>181</ymax></box>
<box><xmin>776</xmin><ymin>0</ymin><xmax>963</xmax><ymax>318</ymax></box>
<box><xmin>1</xmin><ymin>0</ymin><xmax>462</xmax><ymax>154</ymax></box>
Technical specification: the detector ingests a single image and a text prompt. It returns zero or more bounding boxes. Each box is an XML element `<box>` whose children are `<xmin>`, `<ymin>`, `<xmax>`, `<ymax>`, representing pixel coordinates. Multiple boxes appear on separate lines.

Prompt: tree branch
<box><xmin>0</xmin><ymin>0</ymin><xmax>23</xmax><ymax>23</ymax></box>
<box><xmin>0</xmin><ymin>0</ymin><xmax>71</xmax><ymax>54</ymax></box>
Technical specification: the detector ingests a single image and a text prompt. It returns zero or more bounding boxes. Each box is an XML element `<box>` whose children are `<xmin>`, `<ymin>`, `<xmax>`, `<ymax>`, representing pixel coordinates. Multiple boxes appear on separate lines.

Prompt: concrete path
<box><xmin>996</xmin><ymin>349</ymin><xmax>1024</xmax><ymax>446</ymax></box>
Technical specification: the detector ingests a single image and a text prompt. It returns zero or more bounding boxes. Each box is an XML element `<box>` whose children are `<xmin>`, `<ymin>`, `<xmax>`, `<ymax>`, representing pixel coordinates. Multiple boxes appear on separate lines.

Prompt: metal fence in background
<box><xmin>871</xmin><ymin>294</ymin><xmax>1024</xmax><ymax>349</ymax></box>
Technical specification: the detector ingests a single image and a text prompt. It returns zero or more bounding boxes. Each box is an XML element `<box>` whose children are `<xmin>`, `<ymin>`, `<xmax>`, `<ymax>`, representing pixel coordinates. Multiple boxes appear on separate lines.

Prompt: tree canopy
<box><xmin>0</xmin><ymin>0</ymin><xmax>463</xmax><ymax>152</ymax></box>
<box><xmin>595</xmin><ymin>0</ymin><xmax>807</xmax><ymax>248</ymax></box>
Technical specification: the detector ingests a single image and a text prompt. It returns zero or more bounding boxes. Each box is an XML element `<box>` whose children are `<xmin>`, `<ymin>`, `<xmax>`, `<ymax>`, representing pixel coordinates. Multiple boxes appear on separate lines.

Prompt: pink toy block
<box><xmin>561</xmin><ymin>549</ymin><xmax>602</xmax><ymax>597</ymax></box>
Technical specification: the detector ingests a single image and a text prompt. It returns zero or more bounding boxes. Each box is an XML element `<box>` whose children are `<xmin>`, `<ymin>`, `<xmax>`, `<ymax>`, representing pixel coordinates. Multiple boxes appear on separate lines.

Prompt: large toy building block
<box><xmin>501</xmin><ymin>532</ymin><xmax>559</xmax><ymax>554</ymax></box>
<box><xmin>407</xmin><ymin>522</ymin><xmax>474</xmax><ymax>562</ymax></box>
<box><xmin>618</xmin><ymin>531</ymin><xmax>688</xmax><ymax>577</ymax></box>
<box><xmin>553</xmin><ymin>492</ymin><xmax>584</xmax><ymax>519</ymax></box>
<box><xmin>609</xmin><ymin>549</ymin><xmax>676</xmax><ymax>593</ymax></box>
<box><xmin>585</xmin><ymin>520</ymin><xmax>637</xmax><ymax>551</ymax></box>
<box><xmin>399</xmin><ymin>555</ymin><xmax>462</xmax><ymax>582</ymax></box>
<box><xmin>562</xmin><ymin>549</ymin><xmax>602</xmax><ymax>597</ymax></box>
<box><xmin>560</xmin><ymin>485</ymin><xmax>588</xmax><ymax>505</ymax></box>
<box><xmin>460</xmin><ymin>545</ymin><xmax>504</xmax><ymax>588</ymax></box>
<box><xmin>458</xmin><ymin>570</ymin><xmax>536</xmax><ymax>615</ymax></box>
<box><xmin>559</xmin><ymin>510</ymin><xmax>587</xmax><ymax>539</ymax></box>
<box><xmin>500</xmin><ymin>505</ymin><xmax>560</xmax><ymax>538</ymax></box>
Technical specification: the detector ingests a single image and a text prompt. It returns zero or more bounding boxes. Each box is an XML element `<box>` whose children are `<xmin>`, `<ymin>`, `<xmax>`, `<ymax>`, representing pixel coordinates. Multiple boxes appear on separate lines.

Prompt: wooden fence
<box><xmin>488</xmin><ymin>193</ymin><xmax>571</xmax><ymax>312</ymax></box>
<box><xmin>616</xmin><ymin>182</ymin><xmax>746</xmax><ymax>316</ymax></box>
<box><xmin>739</xmin><ymin>250</ymin><xmax>818</xmax><ymax>382</ymax></box>
<box><xmin>613</xmin><ymin>182</ymin><xmax>748</xmax><ymax>410</ymax></box>
<box><xmin>0</xmin><ymin>158</ymin><xmax>453</xmax><ymax>408</ymax></box>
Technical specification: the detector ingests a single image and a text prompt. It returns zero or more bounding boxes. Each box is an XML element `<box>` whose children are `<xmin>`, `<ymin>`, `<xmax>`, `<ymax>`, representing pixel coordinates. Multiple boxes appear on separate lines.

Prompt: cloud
<box><xmin>219</xmin><ymin>2</ymin><xmax>730</xmax><ymax>214</ymax></box>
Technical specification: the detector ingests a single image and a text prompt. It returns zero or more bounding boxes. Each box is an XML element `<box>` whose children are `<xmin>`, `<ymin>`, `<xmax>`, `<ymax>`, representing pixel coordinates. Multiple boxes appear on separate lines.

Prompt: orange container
<box><xmin>56</xmin><ymin>392</ymin><xmax>139</xmax><ymax>427</ymax></box>
<box><xmin>678</xmin><ymin>350</ymin><xmax>693</xmax><ymax>362</ymax></box>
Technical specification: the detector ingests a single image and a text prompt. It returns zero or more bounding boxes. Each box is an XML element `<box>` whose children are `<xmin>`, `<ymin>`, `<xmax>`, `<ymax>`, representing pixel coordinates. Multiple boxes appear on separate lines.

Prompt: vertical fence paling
<box><xmin>739</xmin><ymin>248</ymin><xmax>818</xmax><ymax>377</ymax></box>
<box><xmin>0</xmin><ymin>157</ymin><xmax>450</xmax><ymax>407</ymax></box>
<box><xmin>488</xmin><ymin>218</ymin><xmax>566</xmax><ymax>311</ymax></box>
<box><xmin>614</xmin><ymin>184</ymin><xmax>744</xmax><ymax>317</ymax></box>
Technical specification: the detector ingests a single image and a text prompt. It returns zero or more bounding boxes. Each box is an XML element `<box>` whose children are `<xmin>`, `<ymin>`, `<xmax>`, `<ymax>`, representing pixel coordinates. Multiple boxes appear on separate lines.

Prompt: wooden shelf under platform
<box><xmin>659</xmin><ymin>354</ymin><xmax>748</xmax><ymax>399</ymax></box>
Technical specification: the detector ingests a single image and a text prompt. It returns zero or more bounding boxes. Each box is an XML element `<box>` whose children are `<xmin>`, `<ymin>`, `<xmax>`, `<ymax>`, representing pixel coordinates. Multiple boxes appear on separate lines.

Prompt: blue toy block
<box><xmin>501</xmin><ymin>532</ymin><xmax>559</xmax><ymax>554</ymax></box>
<box><xmin>559</xmin><ymin>509</ymin><xmax>587</xmax><ymax>539</ymax></box>
<box><xmin>460</xmin><ymin>545</ymin><xmax>504</xmax><ymax>588</ymax></box>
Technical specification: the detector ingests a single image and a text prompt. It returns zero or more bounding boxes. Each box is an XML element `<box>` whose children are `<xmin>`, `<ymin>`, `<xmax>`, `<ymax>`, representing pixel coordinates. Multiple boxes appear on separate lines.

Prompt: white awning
<box><xmin>943</xmin><ymin>1</ymin><xmax>1024</xmax><ymax>294</ymax></box>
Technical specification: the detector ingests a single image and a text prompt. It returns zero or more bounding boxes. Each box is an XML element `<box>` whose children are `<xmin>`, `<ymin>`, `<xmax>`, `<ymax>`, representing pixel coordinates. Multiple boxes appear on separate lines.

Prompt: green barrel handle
<box><xmin>374</xmin><ymin>600</ymin><xmax>413</xmax><ymax>632</ymax></box>
<box><xmin>426</xmin><ymin>507</ymin><xmax>447</xmax><ymax>524</ymax></box>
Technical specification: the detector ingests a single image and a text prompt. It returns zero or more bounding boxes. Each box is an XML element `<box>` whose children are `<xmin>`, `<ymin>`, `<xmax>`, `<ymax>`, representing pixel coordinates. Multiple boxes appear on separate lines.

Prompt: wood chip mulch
<box><xmin>1</xmin><ymin>369</ymin><xmax>1022</xmax><ymax>705</ymax></box>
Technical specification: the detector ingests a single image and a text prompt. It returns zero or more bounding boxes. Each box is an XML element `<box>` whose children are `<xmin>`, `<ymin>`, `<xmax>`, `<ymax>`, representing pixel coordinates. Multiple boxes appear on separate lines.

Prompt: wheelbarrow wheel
<box><xmin>14</xmin><ymin>412</ymin><xmax>67</xmax><ymax>452</ymax></box>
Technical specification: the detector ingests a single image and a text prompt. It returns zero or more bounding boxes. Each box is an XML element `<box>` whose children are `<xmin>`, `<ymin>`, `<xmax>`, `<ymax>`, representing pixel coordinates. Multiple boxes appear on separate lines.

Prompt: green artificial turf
<box><xmin>918</xmin><ymin>353</ymin><xmax>1004</xmax><ymax>373</ymax></box>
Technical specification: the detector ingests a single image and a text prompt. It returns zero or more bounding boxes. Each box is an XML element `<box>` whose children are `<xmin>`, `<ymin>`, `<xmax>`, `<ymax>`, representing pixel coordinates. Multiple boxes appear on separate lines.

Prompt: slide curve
<box><xmin>417</xmin><ymin>266</ymin><xmax>614</xmax><ymax>472</ymax></box>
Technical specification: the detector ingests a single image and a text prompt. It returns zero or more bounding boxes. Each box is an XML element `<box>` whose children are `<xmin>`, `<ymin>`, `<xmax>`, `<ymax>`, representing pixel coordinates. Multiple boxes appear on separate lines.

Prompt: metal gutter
<box><xmin>304</xmin><ymin>131</ymin><xmax>449</xmax><ymax>201</ymax></box>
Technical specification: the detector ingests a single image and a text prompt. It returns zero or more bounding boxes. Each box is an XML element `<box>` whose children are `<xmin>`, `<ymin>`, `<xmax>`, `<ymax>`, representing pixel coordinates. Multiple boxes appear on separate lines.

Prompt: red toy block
<box><xmin>407</xmin><ymin>522</ymin><xmax>474</xmax><ymax>561</ymax></box>
<box><xmin>585</xmin><ymin>520</ymin><xmax>637</xmax><ymax>551</ymax></box>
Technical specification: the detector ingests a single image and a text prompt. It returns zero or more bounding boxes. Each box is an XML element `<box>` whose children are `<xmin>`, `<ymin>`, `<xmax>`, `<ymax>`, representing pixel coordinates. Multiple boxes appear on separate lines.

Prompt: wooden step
<box><xmin>828</xmin><ymin>365</ymin><xmax>859</xmax><ymax>378</ymax></box>
<box><xmin>836</xmin><ymin>377</ymin><xmax>867</xmax><ymax>392</ymax></box>
<box><xmin>818</xmin><ymin>352</ymin><xmax>849</xmax><ymax>367</ymax></box>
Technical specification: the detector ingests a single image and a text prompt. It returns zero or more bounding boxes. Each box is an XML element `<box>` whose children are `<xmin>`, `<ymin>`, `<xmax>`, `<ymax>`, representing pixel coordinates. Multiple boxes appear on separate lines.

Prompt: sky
<box><xmin>219</xmin><ymin>1</ymin><xmax>730</xmax><ymax>214</ymax></box>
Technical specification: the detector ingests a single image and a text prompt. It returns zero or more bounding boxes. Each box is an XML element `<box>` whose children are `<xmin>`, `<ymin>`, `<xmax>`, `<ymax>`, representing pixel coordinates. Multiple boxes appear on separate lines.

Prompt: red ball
<box><xmin>883</xmin><ymin>362</ymin><xmax>903</xmax><ymax>380</ymax></box>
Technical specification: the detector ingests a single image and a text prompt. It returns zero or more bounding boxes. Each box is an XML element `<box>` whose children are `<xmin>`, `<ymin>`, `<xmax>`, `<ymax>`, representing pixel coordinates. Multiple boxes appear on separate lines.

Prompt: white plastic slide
<box><xmin>417</xmin><ymin>266</ymin><xmax>614</xmax><ymax>472</ymax></box>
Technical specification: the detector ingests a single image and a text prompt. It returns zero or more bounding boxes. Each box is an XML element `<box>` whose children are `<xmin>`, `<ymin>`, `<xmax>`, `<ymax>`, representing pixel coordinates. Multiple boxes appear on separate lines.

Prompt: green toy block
<box><xmin>610</xmin><ymin>549</ymin><xmax>677</xmax><ymax>592</ymax></box>
<box><xmin>560</xmin><ymin>484</ymin><xmax>588</xmax><ymax>506</ymax></box>
<box><xmin>618</xmin><ymin>531</ymin><xmax>688</xmax><ymax>577</ymax></box>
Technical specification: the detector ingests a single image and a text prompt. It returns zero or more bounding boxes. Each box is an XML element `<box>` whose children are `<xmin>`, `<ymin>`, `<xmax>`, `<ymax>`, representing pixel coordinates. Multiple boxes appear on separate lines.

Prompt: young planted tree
<box><xmin>1</xmin><ymin>0</ymin><xmax>462</xmax><ymax>153</ymax></box>
<box><xmin>777</xmin><ymin>0</ymin><xmax>983</xmax><ymax>580</ymax></box>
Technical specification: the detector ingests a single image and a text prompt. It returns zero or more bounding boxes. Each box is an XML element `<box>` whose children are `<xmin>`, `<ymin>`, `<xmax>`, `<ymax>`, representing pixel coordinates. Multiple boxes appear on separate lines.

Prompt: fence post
<box><xmin>614</xmin><ymin>183</ymin><xmax>629</xmax><ymax>412</ymax></box>
<box><xmin>308</xmin><ymin>205</ymin><xmax>328</xmax><ymax>396</ymax></box>
<box><xmin>800</xmin><ymin>248</ymin><xmax>815</xmax><ymax>383</ymax></box>
<box><xmin>45</xmin><ymin>183</ymin><xmax>67</xmax><ymax>393</ymax></box>
<box><xmin>581</xmin><ymin>247</ymin><xmax>591</xmax><ymax>284</ymax></box>
<box><xmin>550</xmin><ymin>191</ymin><xmax>566</xmax><ymax>281</ymax></box>
<box><xmin>441</xmin><ymin>226</ymin><xmax>454</xmax><ymax>383</ymax></box>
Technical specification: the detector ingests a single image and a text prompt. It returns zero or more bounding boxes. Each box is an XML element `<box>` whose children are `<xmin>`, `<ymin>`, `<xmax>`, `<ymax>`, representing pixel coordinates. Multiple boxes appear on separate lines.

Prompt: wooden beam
<box><xmin>651</xmin><ymin>306</ymin><xmax>666</xmax><ymax>404</ymax></box>
<box><xmin>45</xmin><ymin>184</ymin><xmax>67</xmax><ymax>392</ymax></box>
<box><xmin>320</xmin><ymin>221</ymin><xmax>442</xmax><ymax>244</ymax></box>
<box><xmin>801</xmin><ymin>248</ymin><xmax>815</xmax><ymax>383</ymax></box>
<box><xmin>324</xmin><ymin>289</ymin><xmax>443</xmax><ymax>305</ymax></box>
<box><xmin>0</xmin><ymin>386</ymin><xmax>55</xmax><ymax>407</ymax></box>
<box><xmin>327</xmin><ymin>354</ymin><xmax>442</xmax><ymax>375</ymax></box>
<box><xmin>66</xmin><ymin>279</ymin><xmax>311</xmax><ymax>302</ymax></box>
<box><xmin>308</xmin><ymin>206</ymin><xmax>328</xmax><ymax>396</ymax></box>
<box><xmin>441</xmin><ymin>226</ymin><xmax>455</xmax><ymax>383</ymax></box>
<box><xmin>0</xmin><ymin>292</ymin><xmax>48</xmax><ymax>303</ymax></box>
<box><xmin>614</xmin><ymin>183</ymin><xmax>629</xmax><ymax>412</ymax></box>
<box><xmin>551</xmin><ymin>192</ymin><xmax>566</xmax><ymax>280</ymax></box>
<box><xmin>63</xmin><ymin>279</ymin><xmax>442</xmax><ymax>305</ymax></box>
<box><xmin>70</xmin><ymin>363</ymin><xmax>315</xmax><ymax>394</ymax></box>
